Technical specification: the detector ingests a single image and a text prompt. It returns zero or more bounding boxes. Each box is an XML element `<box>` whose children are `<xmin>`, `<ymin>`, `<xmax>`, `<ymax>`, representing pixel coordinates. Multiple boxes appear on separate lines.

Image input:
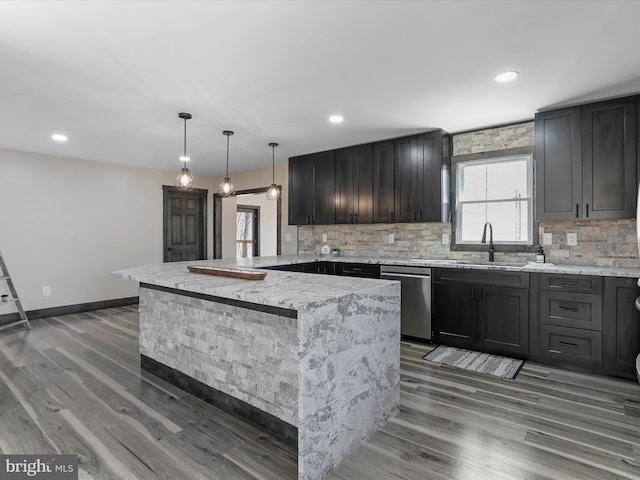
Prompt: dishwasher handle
<box><xmin>381</xmin><ymin>273</ymin><xmax>431</xmax><ymax>280</ymax></box>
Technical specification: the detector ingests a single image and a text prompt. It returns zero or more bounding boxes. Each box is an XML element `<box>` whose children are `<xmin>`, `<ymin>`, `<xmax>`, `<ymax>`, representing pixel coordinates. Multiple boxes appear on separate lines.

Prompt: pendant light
<box><xmin>219</xmin><ymin>130</ymin><xmax>235</xmax><ymax>196</ymax></box>
<box><xmin>175</xmin><ymin>112</ymin><xmax>194</xmax><ymax>190</ymax></box>
<box><xmin>266</xmin><ymin>142</ymin><xmax>280</xmax><ymax>200</ymax></box>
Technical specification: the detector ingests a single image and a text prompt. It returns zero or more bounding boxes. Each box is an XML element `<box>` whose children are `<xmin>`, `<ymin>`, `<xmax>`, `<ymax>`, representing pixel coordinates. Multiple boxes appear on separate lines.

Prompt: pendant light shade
<box><xmin>266</xmin><ymin>142</ymin><xmax>280</xmax><ymax>200</ymax></box>
<box><xmin>175</xmin><ymin>112</ymin><xmax>194</xmax><ymax>190</ymax></box>
<box><xmin>219</xmin><ymin>130</ymin><xmax>235</xmax><ymax>196</ymax></box>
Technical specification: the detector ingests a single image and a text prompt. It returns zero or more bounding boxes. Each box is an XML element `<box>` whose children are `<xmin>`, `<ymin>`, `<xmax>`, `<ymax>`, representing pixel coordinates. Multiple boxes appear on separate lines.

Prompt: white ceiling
<box><xmin>1</xmin><ymin>1</ymin><xmax>640</xmax><ymax>177</ymax></box>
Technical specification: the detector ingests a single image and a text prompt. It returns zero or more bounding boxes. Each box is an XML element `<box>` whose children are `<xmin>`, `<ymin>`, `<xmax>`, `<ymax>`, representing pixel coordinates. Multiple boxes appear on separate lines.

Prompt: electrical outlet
<box><xmin>442</xmin><ymin>233</ymin><xmax>450</xmax><ymax>244</ymax></box>
<box><xmin>284</xmin><ymin>233</ymin><xmax>292</xmax><ymax>242</ymax></box>
<box><xmin>388</xmin><ymin>233</ymin><xmax>395</xmax><ymax>244</ymax></box>
<box><xmin>322</xmin><ymin>233</ymin><xmax>327</xmax><ymax>242</ymax></box>
<box><xmin>542</xmin><ymin>233</ymin><xmax>553</xmax><ymax>245</ymax></box>
<box><xmin>567</xmin><ymin>232</ymin><xmax>578</xmax><ymax>246</ymax></box>
<box><xmin>42</xmin><ymin>286</ymin><xmax>51</xmax><ymax>296</ymax></box>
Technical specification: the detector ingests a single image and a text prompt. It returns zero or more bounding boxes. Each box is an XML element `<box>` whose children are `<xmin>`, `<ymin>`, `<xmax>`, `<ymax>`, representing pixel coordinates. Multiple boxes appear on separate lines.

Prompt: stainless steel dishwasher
<box><xmin>380</xmin><ymin>265</ymin><xmax>432</xmax><ymax>340</ymax></box>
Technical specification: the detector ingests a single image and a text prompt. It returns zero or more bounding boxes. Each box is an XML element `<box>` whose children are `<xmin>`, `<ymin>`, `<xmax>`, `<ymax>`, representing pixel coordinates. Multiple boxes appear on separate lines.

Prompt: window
<box><xmin>456</xmin><ymin>154</ymin><xmax>533</xmax><ymax>245</ymax></box>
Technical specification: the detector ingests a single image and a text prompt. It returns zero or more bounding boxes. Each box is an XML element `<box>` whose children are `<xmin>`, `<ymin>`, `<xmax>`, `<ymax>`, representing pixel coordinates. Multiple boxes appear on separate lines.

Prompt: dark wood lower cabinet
<box><xmin>432</xmin><ymin>269</ymin><xmax>529</xmax><ymax>356</ymax></box>
<box><xmin>603</xmin><ymin>277</ymin><xmax>640</xmax><ymax>380</ymax></box>
<box><xmin>476</xmin><ymin>286</ymin><xmax>529</xmax><ymax>356</ymax></box>
<box><xmin>433</xmin><ymin>282</ymin><xmax>475</xmax><ymax>349</ymax></box>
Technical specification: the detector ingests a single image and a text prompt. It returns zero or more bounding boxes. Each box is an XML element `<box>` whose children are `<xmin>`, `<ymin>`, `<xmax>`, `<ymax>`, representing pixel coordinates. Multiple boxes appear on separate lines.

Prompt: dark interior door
<box><xmin>163</xmin><ymin>186</ymin><xmax>207</xmax><ymax>262</ymax></box>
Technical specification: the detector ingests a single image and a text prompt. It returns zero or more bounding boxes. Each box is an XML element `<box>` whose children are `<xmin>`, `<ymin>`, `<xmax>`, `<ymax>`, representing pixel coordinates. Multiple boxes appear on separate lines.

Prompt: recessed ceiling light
<box><xmin>179</xmin><ymin>155</ymin><xmax>190</xmax><ymax>162</ymax></box>
<box><xmin>494</xmin><ymin>71</ymin><xmax>519</xmax><ymax>83</ymax></box>
<box><xmin>329</xmin><ymin>115</ymin><xmax>344</xmax><ymax>124</ymax></box>
<box><xmin>51</xmin><ymin>133</ymin><xmax>68</xmax><ymax>142</ymax></box>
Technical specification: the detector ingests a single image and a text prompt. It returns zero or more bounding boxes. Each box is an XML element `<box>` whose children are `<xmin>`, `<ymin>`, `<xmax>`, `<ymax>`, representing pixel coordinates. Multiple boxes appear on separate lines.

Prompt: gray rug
<box><xmin>423</xmin><ymin>345</ymin><xmax>524</xmax><ymax>379</ymax></box>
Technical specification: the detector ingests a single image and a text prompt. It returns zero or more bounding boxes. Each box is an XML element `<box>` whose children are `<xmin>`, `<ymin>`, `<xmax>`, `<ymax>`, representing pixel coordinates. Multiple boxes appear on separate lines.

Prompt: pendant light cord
<box><xmin>183</xmin><ymin>118</ymin><xmax>188</xmax><ymax>168</ymax></box>
<box><xmin>225</xmin><ymin>134</ymin><xmax>230</xmax><ymax>177</ymax></box>
<box><xmin>272</xmin><ymin>144</ymin><xmax>275</xmax><ymax>184</ymax></box>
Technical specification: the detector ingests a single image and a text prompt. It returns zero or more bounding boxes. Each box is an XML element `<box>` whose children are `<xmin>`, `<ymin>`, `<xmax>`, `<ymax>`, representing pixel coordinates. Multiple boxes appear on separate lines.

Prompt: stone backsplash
<box><xmin>453</xmin><ymin>121</ymin><xmax>535</xmax><ymax>156</ymax></box>
<box><xmin>298</xmin><ymin>218</ymin><xmax>640</xmax><ymax>268</ymax></box>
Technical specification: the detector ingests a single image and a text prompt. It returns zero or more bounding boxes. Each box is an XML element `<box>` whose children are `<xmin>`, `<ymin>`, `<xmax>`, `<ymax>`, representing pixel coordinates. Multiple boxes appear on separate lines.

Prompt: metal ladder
<box><xmin>0</xmin><ymin>251</ymin><xmax>31</xmax><ymax>332</ymax></box>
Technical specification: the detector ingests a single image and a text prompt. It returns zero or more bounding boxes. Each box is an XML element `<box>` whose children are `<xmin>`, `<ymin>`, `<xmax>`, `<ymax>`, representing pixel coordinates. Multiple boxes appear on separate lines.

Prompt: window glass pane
<box><xmin>459</xmin><ymin>201</ymin><xmax>530</xmax><ymax>243</ymax></box>
<box><xmin>459</xmin><ymin>159</ymin><xmax>529</xmax><ymax>202</ymax></box>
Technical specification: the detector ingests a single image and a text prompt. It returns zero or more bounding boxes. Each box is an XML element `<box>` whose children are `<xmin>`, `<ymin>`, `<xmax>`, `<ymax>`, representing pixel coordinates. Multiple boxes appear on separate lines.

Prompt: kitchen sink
<box><xmin>410</xmin><ymin>259</ymin><xmax>527</xmax><ymax>268</ymax></box>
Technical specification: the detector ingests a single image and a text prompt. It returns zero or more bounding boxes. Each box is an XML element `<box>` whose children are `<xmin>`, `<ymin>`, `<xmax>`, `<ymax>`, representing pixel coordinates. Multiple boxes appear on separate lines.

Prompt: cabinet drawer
<box><xmin>539</xmin><ymin>325</ymin><xmax>602</xmax><ymax>369</ymax></box>
<box><xmin>434</xmin><ymin>268</ymin><xmax>529</xmax><ymax>288</ymax></box>
<box><xmin>336</xmin><ymin>263</ymin><xmax>380</xmax><ymax>278</ymax></box>
<box><xmin>540</xmin><ymin>274</ymin><xmax>602</xmax><ymax>294</ymax></box>
<box><xmin>539</xmin><ymin>291</ymin><xmax>602</xmax><ymax>330</ymax></box>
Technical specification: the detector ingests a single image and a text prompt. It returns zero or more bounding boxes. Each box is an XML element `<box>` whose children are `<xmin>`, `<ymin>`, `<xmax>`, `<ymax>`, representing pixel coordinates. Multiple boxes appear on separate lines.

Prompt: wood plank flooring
<box><xmin>1</xmin><ymin>306</ymin><xmax>639</xmax><ymax>479</ymax></box>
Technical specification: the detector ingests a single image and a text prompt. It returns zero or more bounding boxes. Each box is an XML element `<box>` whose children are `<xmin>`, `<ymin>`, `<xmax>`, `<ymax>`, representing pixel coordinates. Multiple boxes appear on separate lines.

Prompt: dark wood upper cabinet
<box><xmin>288</xmin><ymin>150</ymin><xmax>335</xmax><ymax>225</ymax></box>
<box><xmin>582</xmin><ymin>97</ymin><xmax>637</xmax><ymax>219</ymax></box>
<box><xmin>335</xmin><ymin>144</ymin><xmax>373</xmax><ymax>224</ymax></box>
<box><xmin>394</xmin><ymin>130</ymin><xmax>451</xmax><ymax>223</ymax></box>
<box><xmin>394</xmin><ymin>135</ymin><xmax>419</xmax><ymax>223</ymax></box>
<box><xmin>373</xmin><ymin>140</ymin><xmax>395</xmax><ymax>223</ymax></box>
<box><xmin>535</xmin><ymin>95</ymin><xmax>637</xmax><ymax>220</ymax></box>
<box><xmin>289</xmin><ymin>130</ymin><xmax>450</xmax><ymax>225</ymax></box>
<box><xmin>535</xmin><ymin>107</ymin><xmax>582</xmax><ymax>220</ymax></box>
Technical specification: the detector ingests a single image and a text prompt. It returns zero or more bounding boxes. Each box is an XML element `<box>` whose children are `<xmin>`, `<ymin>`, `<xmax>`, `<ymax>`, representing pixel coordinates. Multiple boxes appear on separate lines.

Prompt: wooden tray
<box><xmin>187</xmin><ymin>265</ymin><xmax>267</xmax><ymax>280</ymax></box>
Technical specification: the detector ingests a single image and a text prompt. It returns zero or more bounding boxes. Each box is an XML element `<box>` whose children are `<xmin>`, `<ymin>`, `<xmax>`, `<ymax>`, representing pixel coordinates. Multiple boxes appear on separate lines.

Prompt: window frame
<box><xmin>449</xmin><ymin>146</ymin><xmax>539</xmax><ymax>254</ymax></box>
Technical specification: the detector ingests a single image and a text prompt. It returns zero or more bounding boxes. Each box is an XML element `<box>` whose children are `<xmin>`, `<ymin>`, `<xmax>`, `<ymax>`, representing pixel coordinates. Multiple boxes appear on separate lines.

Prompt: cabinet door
<box><xmin>476</xmin><ymin>286</ymin><xmax>529</xmax><ymax>356</ymax></box>
<box><xmin>335</xmin><ymin>147</ymin><xmax>356</xmax><ymax>224</ymax></box>
<box><xmin>288</xmin><ymin>155</ymin><xmax>315</xmax><ymax>225</ymax></box>
<box><xmin>311</xmin><ymin>151</ymin><xmax>336</xmax><ymax>224</ymax></box>
<box><xmin>417</xmin><ymin>131</ymin><xmax>445</xmax><ymax>222</ymax></box>
<box><xmin>394</xmin><ymin>136</ymin><xmax>419</xmax><ymax>222</ymax></box>
<box><xmin>582</xmin><ymin>97</ymin><xmax>637</xmax><ymax>219</ymax></box>
<box><xmin>354</xmin><ymin>144</ymin><xmax>373</xmax><ymax>223</ymax></box>
<box><xmin>432</xmin><ymin>282</ymin><xmax>475</xmax><ymax>349</ymax></box>
<box><xmin>373</xmin><ymin>140</ymin><xmax>395</xmax><ymax>223</ymax></box>
<box><xmin>603</xmin><ymin>277</ymin><xmax>640</xmax><ymax>379</ymax></box>
<box><xmin>535</xmin><ymin>107</ymin><xmax>582</xmax><ymax>220</ymax></box>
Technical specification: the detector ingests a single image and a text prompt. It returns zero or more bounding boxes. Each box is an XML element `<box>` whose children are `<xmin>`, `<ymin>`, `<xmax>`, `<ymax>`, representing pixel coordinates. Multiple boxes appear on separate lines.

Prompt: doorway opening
<box><xmin>213</xmin><ymin>186</ymin><xmax>281</xmax><ymax>259</ymax></box>
<box><xmin>236</xmin><ymin>205</ymin><xmax>259</xmax><ymax>258</ymax></box>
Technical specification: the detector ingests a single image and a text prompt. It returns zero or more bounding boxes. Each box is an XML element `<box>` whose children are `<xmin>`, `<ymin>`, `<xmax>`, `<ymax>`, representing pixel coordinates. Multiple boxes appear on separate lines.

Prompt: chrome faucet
<box><xmin>481</xmin><ymin>222</ymin><xmax>495</xmax><ymax>262</ymax></box>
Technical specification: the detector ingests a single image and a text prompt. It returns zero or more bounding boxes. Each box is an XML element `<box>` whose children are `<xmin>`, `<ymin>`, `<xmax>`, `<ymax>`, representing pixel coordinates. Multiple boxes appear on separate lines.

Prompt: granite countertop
<box><xmin>237</xmin><ymin>254</ymin><xmax>640</xmax><ymax>279</ymax></box>
<box><xmin>113</xmin><ymin>255</ymin><xmax>640</xmax><ymax>311</ymax></box>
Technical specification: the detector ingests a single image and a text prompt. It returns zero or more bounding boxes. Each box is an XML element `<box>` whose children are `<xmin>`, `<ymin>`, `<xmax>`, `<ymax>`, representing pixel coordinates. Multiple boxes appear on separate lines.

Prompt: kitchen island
<box><xmin>113</xmin><ymin>258</ymin><xmax>400</xmax><ymax>480</ymax></box>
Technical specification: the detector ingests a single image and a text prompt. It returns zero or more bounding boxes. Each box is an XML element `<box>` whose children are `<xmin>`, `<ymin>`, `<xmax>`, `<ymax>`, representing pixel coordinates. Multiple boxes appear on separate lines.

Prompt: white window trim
<box><xmin>455</xmin><ymin>153</ymin><xmax>534</xmax><ymax>246</ymax></box>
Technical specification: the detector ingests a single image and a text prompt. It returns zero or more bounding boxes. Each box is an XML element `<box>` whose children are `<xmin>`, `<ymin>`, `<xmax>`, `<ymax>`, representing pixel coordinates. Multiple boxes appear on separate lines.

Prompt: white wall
<box><xmin>0</xmin><ymin>148</ymin><xmax>216</xmax><ymax>310</ymax></box>
<box><xmin>0</xmin><ymin>148</ymin><xmax>295</xmax><ymax>311</ymax></box>
<box><xmin>215</xmin><ymin>162</ymin><xmax>297</xmax><ymax>259</ymax></box>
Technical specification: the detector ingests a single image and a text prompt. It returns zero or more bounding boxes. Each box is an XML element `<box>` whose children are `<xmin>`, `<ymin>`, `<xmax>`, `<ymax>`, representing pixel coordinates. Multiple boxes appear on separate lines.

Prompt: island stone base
<box><xmin>138</xmin><ymin>281</ymin><xmax>400</xmax><ymax>480</ymax></box>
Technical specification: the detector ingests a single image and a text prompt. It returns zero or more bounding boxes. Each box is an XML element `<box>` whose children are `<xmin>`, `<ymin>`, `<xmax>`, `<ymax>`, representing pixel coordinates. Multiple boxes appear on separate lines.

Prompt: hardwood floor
<box><xmin>1</xmin><ymin>306</ymin><xmax>639</xmax><ymax>479</ymax></box>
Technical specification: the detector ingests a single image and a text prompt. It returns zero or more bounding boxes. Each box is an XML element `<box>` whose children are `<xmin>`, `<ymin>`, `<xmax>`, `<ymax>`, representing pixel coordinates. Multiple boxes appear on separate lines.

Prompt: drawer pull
<box><xmin>559</xmin><ymin>341</ymin><xmax>578</xmax><ymax>348</ymax></box>
<box><xmin>559</xmin><ymin>306</ymin><xmax>579</xmax><ymax>312</ymax></box>
<box><xmin>558</xmin><ymin>281</ymin><xmax>579</xmax><ymax>286</ymax></box>
<box><xmin>352</xmin><ymin>267</ymin><xmax>363</xmax><ymax>271</ymax></box>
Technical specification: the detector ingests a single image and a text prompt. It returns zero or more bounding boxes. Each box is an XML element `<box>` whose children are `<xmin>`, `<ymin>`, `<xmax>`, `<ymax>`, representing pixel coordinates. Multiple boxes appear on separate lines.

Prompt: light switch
<box><xmin>284</xmin><ymin>233</ymin><xmax>292</xmax><ymax>242</ymax></box>
<box><xmin>322</xmin><ymin>233</ymin><xmax>327</xmax><ymax>242</ymax></box>
<box><xmin>442</xmin><ymin>233</ymin><xmax>450</xmax><ymax>244</ymax></box>
<box><xmin>388</xmin><ymin>233</ymin><xmax>395</xmax><ymax>244</ymax></box>
<box><xmin>542</xmin><ymin>233</ymin><xmax>552</xmax><ymax>245</ymax></box>
<box><xmin>567</xmin><ymin>232</ymin><xmax>577</xmax><ymax>246</ymax></box>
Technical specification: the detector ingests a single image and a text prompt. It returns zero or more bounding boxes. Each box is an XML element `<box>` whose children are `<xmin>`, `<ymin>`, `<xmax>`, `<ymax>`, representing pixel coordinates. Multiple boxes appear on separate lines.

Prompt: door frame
<box><xmin>162</xmin><ymin>185</ymin><xmax>208</xmax><ymax>262</ymax></box>
<box><xmin>213</xmin><ymin>186</ymin><xmax>282</xmax><ymax>259</ymax></box>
